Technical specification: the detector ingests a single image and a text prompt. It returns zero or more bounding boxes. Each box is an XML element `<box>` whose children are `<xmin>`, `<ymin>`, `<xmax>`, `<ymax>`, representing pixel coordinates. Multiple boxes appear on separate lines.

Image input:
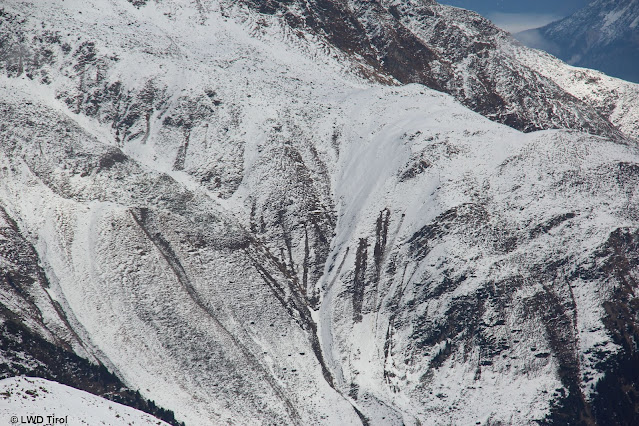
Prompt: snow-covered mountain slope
<box><xmin>2</xmin><ymin>0</ymin><xmax>639</xmax><ymax>425</ymax></box>
<box><xmin>507</xmin><ymin>42</ymin><xmax>639</xmax><ymax>141</ymax></box>
<box><xmin>230</xmin><ymin>0</ymin><xmax>635</xmax><ymax>138</ymax></box>
<box><xmin>1</xmin><ymin>0</ymin><xmax>636</xmax><ymax>143</ymax></box>
<box><xmin>317</xmin><ymin>92</ymin><xmax>639</xmax><ymax>424</ymax></box>
<box><xmin>0</xmin><ymin>74</ymin><xmax>358</xmax><ymax>425</ymax></box>
<box><xmin>0</xmin><ymin>376</ymin><xmax>170</xmax><ymax>425</ymax></box>
<box><xmin>517</xmin><ymin>0</ymin><xmax>639</xmax><ymax>83</ymax></box>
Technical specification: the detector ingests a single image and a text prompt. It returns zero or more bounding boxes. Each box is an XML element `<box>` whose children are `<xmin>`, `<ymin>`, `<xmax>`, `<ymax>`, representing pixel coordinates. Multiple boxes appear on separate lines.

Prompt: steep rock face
<box><xmin>1</xmin><ymin>0</ymin><xmax>639</xmax><ymax>425</ymax></box>
<box><xmin>518</xmin><ymin>0</ymin><xmax>639</xmax><ymax>84</ymax></box>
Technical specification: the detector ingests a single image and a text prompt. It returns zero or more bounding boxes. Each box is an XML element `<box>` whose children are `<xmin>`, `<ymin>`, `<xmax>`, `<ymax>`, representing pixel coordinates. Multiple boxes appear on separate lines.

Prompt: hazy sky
<box><xmin>438</xmin><ymin>0</ymin><xmax>591</xmax><ymax>33</ymax></box>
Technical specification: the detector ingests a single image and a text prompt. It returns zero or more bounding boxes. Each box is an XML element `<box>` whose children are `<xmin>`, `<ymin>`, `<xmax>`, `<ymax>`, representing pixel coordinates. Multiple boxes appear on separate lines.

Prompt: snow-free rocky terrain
<box><xmin>2</xmin><ymin>0</ymin><xmax>639</xmax><ymax>424</ymax></box>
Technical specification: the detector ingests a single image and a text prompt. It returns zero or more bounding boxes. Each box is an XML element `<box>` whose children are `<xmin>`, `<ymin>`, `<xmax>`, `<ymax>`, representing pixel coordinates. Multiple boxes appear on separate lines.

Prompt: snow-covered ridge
<box><xmin>0</xmin><ymin>377</ymin><xmax>169</xmax><ymax>426</ymax></box>
<box><xmin>507</xmin><ymin>41</ymin><xmax>639</xmax><ymax>140</ymax></box>
<box><xmin>2</xmin><ymin>0</ymin><xmax>638</xmax><ymax>143</ymax></box>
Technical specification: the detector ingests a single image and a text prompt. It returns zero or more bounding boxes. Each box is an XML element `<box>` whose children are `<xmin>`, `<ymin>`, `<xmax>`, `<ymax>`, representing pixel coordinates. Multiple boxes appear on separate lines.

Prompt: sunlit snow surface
<box><xmin>506</xmin><ymin>42</ymin><xmax>639</xmax><ymax>140</ymax></box>
<box><xmin>1</xmin><ymin>0</ymin><xmax>639</xmax><ymax>425</ymax></box>
<box><xmin>0</xmin><ymin>377</ymin><xmax>168</xmax><ymax>425</ymax></box>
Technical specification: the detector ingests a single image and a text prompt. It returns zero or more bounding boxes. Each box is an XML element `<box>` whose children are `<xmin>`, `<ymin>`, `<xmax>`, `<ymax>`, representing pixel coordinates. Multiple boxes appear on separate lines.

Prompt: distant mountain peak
<box><xmin>517</xmin><ymin>0</ymin><xmax>639</xmax><ymax>83</ymax></box>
